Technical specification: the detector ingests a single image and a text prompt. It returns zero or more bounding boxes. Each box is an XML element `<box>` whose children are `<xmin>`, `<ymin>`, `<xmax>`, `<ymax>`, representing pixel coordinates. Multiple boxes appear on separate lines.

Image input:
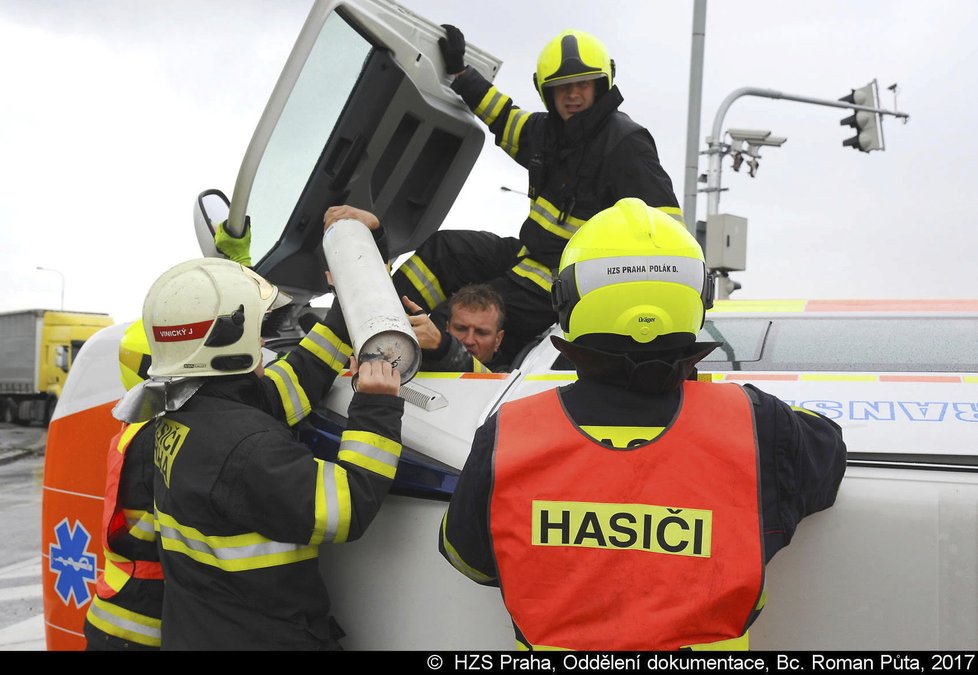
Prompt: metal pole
<box><xmin>704</xmin><ymin>86</ymin><xmax>911</xmax><ymax>219</ymax></box>
<box><xmin>36</xmin><ymin>266</ymin><xmax>65</xmax><ymax>310</ymax></box>
<box><xmin>702</xmin><ymin>87</ymin><xmax>909</xmax><ymax>300</ymax></box>
<box><xmin>682</xmin><ymin>0</ymin><xmax>708</xmax><ymax>236</ymax></box>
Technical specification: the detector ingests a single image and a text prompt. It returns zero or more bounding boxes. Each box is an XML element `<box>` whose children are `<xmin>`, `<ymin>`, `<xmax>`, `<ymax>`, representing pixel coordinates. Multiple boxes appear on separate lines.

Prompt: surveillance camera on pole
<box><xmin>696</xmin><ymin>84</ymin><xmax>909</xmax><ymax>300</ymax></box>
<box><xmin>726</xmin><ymin>128</ymin><xmax>773</xmax><ymax>143</ymax></box>
<box><xmin>840</xmin><ymin>80</ymin><xmax>884</xmax><ymax>152</ymax></box>
<box><xmin>724</xmin><ymin>128</ymin><xmax>786</xmax><ymax>179</ymax></box>
<box><xmin>745</xmin><ymin>135</ymin><xmax>787</xmax><ymax>156</ymax></box>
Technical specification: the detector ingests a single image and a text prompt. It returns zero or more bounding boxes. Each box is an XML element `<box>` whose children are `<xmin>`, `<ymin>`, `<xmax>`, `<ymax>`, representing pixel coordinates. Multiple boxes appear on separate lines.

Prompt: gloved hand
<box><xmin>438</xmin><ymin>24</ymin><xmax>466</xmax><ymax>75</ymax></box>
<box><xmin>214</xmin><ymin>218</ymin><xmax>252</xmax><ymax>267</ymax></box>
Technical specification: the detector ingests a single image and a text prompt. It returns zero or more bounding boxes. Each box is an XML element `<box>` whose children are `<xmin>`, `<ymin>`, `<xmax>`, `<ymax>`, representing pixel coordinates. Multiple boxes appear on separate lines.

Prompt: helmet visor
<box><xmin>542</xmin><ymin>72</ymin><xmax>604</xmax><ymax>88</ymax></box>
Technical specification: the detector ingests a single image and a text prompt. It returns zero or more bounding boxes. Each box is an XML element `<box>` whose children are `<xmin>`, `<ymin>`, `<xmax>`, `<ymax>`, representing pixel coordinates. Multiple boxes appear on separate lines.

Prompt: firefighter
<box><xmin>83</xmin><ymin>225</ymin><xmax>360</xmax><ymax>650</ymax></box>
<box><xmin>438</xmin><ymin>198</ymin><xmax>847</xmax><ymax>650</ymax></box>
<box><xmin>391</xmin><ymin>26</ymin><xmax>682</xmax><ymax>366</ymax></box>
<box><xmin>135</xmin><ymin>257</ymin><xmax>403</xmax><ymax>650</ymax></box>
<box><xmin>83</xmin><ymin>321</ymin><xmax>161</xmax><ymax>650</ymax></box>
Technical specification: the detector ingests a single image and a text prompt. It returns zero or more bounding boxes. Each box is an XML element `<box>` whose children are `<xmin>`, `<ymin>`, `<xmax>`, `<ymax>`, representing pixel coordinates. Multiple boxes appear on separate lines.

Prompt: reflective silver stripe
<box><xmin>402</xmin><ymin>257</ymin><xmax>446</xmax><ymax>307</ymax></box>
<box><xmin>338</xmin><ymin>437</ymin><xmax>399</xmax><ymax>474</ymax></box>
<box><xmin>302</xmin><ymin>329</ymin><xmax>349</xmax><ymax>370</ymax></box>
<box><xmin>157</xmin><ymin>522</ymin><xmax>308</xmax><ymax>560</ymax></box>
<box><xmin>513</xmin><ymin>258</ymin><xmax>554</xmax><ymax>288</ymax></box>
<box><xmin>574</xmin><ymin>256</ymin><xmax>705</xmax><ymax>296</ymax></box>
<box><xmin>88</xmin><ymin>597</ymin><xmax>161</xmax><ymax>642</ymax></box>
<box><xmin>476</xmin><ymin>89</ymin><xmax>506</xmax><ymax>124</ymax></box>
<box><xmin>125</xmin><ymin>513</ymin><xmax>156</xmax><ymax>541</ymax></box>
<box><xmin>124</xmin><ymin>510</ymin><xmax>153</xmax><ymax>534</ymax></box>
<box><xmin>323</xmin><ymin>461</ymin><xmax>341</xmax><ymax>540</ymax></box>
<box><xmin>440</xmin><ymin>513</ymin><xmax>493</xmax><ymax>584</ymax></box>
<box><xmin>502</xmin><ymin>109</ymin><xmax>530</xmax><ymax>155</ymax></box>
<box><xmin>265</xmin><ymin>361</ymin><xmax>304</xmax><ymax>418</ymax></box>
<box><xmin>530</xmin><ymin>201</ymin><xmax>582</xmax><ymax>239</ymax></box>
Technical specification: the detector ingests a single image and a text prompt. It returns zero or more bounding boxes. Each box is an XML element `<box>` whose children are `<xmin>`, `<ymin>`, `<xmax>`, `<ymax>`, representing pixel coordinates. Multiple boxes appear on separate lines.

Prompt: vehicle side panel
<box><xmin>751</xmin><ymin>466</ymin><xmax>978</xmax><ymax>649</ymax></box>
<box><xmin>42</xmin><ymin>401</ymin><xmax>118</xmax><ymax>650</ymax></box>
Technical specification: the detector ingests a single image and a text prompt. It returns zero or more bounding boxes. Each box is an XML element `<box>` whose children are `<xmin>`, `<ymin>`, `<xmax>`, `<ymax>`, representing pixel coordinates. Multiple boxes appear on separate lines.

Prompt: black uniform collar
<box><xmin>196</xmin><ymin>372</ymin><xmax>266</xmax><ymax>406</ymax></box>
<box><xmin>551</xmin><ymin>335</ymin><xmax>721</xmax><ymax>394</ymax></box>
<box><xmin>557</xmin><ymin>85</ymin><xmax>624</xmax><ymax>144</ymax></box>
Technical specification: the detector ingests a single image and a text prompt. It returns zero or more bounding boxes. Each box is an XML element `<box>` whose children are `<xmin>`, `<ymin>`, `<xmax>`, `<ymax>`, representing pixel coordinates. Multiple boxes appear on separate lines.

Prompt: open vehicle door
<box><xmin>194</xmin><ymin>0</ymin><xmax>501</xmax><ymax>308</ymax></box>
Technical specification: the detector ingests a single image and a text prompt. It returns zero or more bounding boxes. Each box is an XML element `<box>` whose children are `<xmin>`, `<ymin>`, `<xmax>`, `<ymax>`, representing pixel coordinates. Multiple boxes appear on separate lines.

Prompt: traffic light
<box><xmin>839</xmin><ymin>80</ymin><xmax>884</xmax><ymax>152</ymax></box>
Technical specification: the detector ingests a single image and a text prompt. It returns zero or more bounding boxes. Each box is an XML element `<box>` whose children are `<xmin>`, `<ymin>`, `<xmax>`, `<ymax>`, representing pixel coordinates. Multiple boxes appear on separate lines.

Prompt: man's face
<box><xmin>447</xmin><ymin>304</ymin><xmax>504</xmax><ymax>364</ymax></box>
<box><xmin>551</xmin><ymin>78</ymin><xmax>597</xmax><ymax>121</ymax></box>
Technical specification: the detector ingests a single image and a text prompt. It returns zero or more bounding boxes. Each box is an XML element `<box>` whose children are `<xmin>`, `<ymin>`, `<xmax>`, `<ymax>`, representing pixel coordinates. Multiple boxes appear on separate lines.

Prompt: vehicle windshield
<box><xmin>550</xmin><ymin>315</ymin><xmax>978</xmax><ymax>373</ymax></box>
<box><xmin>699</xmin><ymin>316</ymin><xmax>978</xmax><ymax>372</ymax></box>
<box><xmin>247</xmin><ymin>13</ymin><xmax>372</xmax><ymax>263</ymax></box>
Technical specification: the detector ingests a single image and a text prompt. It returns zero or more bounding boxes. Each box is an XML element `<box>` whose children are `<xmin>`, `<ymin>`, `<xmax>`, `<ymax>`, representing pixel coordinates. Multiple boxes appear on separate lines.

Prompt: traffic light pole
<box><xmin>703</xmin><ymin>86</ymin><xmax>910</xmax><ymax>219</ymax></box>
<box><xmin>702</xmin><ymin>86</ymin><xmax>910</xmax><ymax>299</ymax></box>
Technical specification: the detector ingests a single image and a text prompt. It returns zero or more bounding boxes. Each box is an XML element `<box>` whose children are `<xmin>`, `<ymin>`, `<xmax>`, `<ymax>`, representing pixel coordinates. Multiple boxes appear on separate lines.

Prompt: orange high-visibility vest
<box><xmin>96</xmin><ymin>422</ymin><xmax>163</xmax><ymax>599</ymax></box>
<box><xmin>491</xmin><ymin>381</ymin><xmax>764</xmax><ymax>650</ymax></box>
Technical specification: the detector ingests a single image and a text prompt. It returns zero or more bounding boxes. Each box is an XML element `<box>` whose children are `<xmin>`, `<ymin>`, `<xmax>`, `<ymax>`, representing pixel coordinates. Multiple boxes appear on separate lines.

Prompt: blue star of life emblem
<box><xmin>49</xmin><ymin>518</ymin><xmax>97</xmax><ymax>608</ymax></box>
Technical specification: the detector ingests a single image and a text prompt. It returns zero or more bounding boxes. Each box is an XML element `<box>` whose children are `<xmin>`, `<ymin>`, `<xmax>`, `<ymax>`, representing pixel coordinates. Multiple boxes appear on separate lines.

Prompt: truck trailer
<box><xmin>0</xmin><ymin>309</ymin><xmax>113</xmax><ymax>426</ymax></box>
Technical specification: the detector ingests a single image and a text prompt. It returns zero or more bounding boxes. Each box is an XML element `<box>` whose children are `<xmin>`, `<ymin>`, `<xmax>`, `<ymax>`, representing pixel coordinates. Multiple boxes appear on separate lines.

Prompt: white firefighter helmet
<box><xmin>142</xmin><ymin>258</ymin><xmax>290</xmax><ymax>378</ymax></box>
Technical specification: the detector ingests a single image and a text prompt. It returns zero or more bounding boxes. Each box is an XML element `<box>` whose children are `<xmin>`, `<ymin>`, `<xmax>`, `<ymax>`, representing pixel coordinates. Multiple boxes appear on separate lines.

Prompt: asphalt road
<box><xmin>0</xmin><ymin>423</ymin><xmax>48</xmax><ymax>651</ymax></box>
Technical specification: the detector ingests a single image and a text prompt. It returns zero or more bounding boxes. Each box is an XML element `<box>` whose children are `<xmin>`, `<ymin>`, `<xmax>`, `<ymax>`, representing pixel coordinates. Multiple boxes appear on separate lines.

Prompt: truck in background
<box><xmin>0</xmin><ymin>309</ymin><xmax>113</xmax><ymax>426</ymax></box>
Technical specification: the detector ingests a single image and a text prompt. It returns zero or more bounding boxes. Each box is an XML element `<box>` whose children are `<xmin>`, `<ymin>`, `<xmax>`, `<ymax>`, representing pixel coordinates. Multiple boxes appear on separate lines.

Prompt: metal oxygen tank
<box><xmin>321</xmin><ymin>218</ymin><xmax>420</xmax><ymax>384</ymax></box>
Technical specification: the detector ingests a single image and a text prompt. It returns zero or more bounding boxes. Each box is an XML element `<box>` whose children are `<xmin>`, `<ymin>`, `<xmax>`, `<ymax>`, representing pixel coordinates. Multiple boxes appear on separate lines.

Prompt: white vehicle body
<box><xmin>41</xmin><ymin>0</ymin><xmax>978</xmax><ymax>651</ymax></box>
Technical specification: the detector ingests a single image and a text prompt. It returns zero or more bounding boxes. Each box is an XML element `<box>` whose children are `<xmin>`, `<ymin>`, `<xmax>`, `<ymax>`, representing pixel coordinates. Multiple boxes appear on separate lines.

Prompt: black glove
<box><xmin>438</xmin><ymin>24</ymin><xmax>466</xmax><ymax>75</ymax></box>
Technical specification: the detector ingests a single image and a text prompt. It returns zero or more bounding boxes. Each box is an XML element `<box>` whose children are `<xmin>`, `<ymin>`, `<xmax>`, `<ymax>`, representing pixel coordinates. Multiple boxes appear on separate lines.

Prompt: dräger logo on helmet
<box><xmin>153</xmin><ymin>320</ymin><xmax>214</xmax><ymax>342</ymax></box>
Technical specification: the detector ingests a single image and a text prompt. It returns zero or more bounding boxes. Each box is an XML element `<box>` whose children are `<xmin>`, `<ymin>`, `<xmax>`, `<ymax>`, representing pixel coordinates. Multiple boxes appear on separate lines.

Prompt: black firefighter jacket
<box><xmin>153</xmin><ymin>336</ymin><xmax>403</xmax><ymax>650</ymax></box>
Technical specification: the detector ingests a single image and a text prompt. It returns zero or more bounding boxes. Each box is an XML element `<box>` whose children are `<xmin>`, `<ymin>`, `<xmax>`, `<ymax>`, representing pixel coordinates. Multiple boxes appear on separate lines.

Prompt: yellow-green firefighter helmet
<box><xmin>119</xmin><ymin>319</ymin><xmax>152</xmax><ymax>391</ymax></box>
<box><xmin>552</xmin><ymin>198</ymin><xmax>714</xmax><ymax>349</ymax></box>
<box><xmin>533</xmin><ymin>29</ymin><xmax>615</xmax><ymax>106</ymax></box>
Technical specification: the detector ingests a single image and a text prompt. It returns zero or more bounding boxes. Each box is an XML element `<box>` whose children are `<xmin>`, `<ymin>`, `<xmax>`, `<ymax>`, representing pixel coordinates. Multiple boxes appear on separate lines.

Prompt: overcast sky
<box><xmin>2</xmin><ymin>1</ymin><xmax>976</xmax><ymax>323</ymax></box>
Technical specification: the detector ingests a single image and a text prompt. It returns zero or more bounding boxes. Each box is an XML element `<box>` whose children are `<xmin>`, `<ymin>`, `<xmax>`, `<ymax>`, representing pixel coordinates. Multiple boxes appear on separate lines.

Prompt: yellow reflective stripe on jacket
<box><xmin>400</xmin><ymin>255</ymin><xmax>447</xmax><ymax>310</ymax></box>
<box><xmin>502</xmin><ymin>109</ymin><xmax>531</xmax><ymax>158</ymax></box>
<box><xmin>117</xmin><ymin>421</ymin><xmax>145</xmax><ymax>452</ymax></box>
<box><xmin>300</xmin><ymin>323</ymin><xmax>352</xmax><ymax>376</ymax></box>
<box><xmin>474</xmin><ymin>86</ymin><xmax>529</xmax><ymax>157</ymax></box>
<box><xmin>658</xmin><ymin>205</ymin><xmax>686</xmax><ymax>226</ymax></box>
<box><xmin>102</xmin><ymin>551</ymin><xmax>132</xmax><ymax>593</ymax></box>
<box><xmin>529</xmin><ymin>197</ymin><xmax>587</xmax><ymax>240</ymax></box>
<box><xmin>87</xmin><ymin>595</ymin><xmax>162</xmax><ymax>647</ymax></box>
<box><xmin>337</xmin><ymin>430</ymin><xmax>401</xmax><ymax>480</ymax></box>
<box><xmin>155</xmin><ymin>508</ymin><xmax>320</xmax><ymax>571</ymax></box>
<box><xmin>500</xmin><ymin>109</ymin><xmax>531</xmax><ymax>158</ymax></box>
<box><xmin>474</xmin><ymin>86</ymin><xmax>509</xmax><ymax>127</ymax></box>
<box><xmin>471</xmin><ymin>358</ymin><xmax>491</xmax><ymax>374</ymax></box>
<box><xmin>313</xmin><ymin>458</ymin><xmax>352</xmax><ymax>545</ymax></box>
<box><xmin>440</xmin><ymin>512</ymin><xmax>494</xmax><ymax>584</ymax></box>
<box><xmin>265</xmin><ymin>359</ymin><xmax>311</xmax><ymax>426</ymax></box>
<box><xmin>122</xmin><ymin>508</ymin><xmax>156</xmax><ymax>543</ymax></box>
<box><xmin>511</xmin><ymin>256</ymin><xmax>554</xmax><ymax>292</ymax></box>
